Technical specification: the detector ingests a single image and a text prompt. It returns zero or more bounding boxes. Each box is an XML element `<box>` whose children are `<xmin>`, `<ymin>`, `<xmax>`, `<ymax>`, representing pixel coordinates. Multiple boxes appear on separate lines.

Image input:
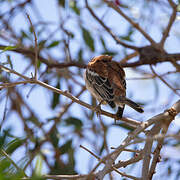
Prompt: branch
<box><xmin>121</xmin><ymin>52</ymin><xmax>180</xmax><ymax>67</ymax></box>
<box><xmin>80</xmin><ymin>145</ymin><xmax>140</xmax><ymax>180</ymax></box>
<box><xmin>150</xmin><ymin>65</ymin><xmax>180</xmax><ymax>96</ymax></box>
<box><xmin>85</xmin><ymin>0</ymin><xmax>139</xmax><ymax>50</ymax></box>
<box><xmin>26</xmin><ymin>13</ymin><xmax>38</xmax><ymax>80</ymax></box>
<box><xmin>1</xmin><ymin>44</ymin><xmax>180</xmax><ymax>69</ymax></box>
<box><xmin>0</xmin><ymin>64</ymin><xmax>140</xmax><ymax>126</ymax></box>
<box><xmin>103</xmin><ymin>0</ymin><xmax>156</xmax><ymax>46</ymax></box>
<box><xmin>0</xmin><ymin>80</ymin><xmax>33</xmax><ymax>90</ymax></box>
<box><xmin>120</xmin><ymin>51</ymin><xmax>139</xmax><ymax>63</ymax></box>
<box><xmin>160</xmin><ymin>0</ymin><xmax>177</xmax><ymax>47</ymax></box>
<box><xmin>95</xmin><ymin>99</ymin><xmax>180</xmax><ymax>179</ymax></box>
<box><xmin>141</xmin><ymin>122</ymin><xmax>162</xmax><ymax>180</ymax></box>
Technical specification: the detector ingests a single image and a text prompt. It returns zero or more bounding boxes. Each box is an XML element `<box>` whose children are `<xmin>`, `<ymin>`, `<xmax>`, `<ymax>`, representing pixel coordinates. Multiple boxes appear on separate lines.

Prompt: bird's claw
<box><xmin>93</xmin><ymin>101</ymin><xmax>104</xmax><ymax>117</ymax></box>
<box><xmin>93</xmin><ymin>104</ymin><xmax>101</xmax><ymax>117</ymax></box>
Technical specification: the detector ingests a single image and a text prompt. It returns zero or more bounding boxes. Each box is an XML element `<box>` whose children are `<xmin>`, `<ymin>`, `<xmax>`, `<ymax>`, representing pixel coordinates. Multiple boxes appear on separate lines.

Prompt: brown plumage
<box><xmin>84</xmin><ymin>55</ymin><xmax>144</xmax><ymax>118</ymax></box>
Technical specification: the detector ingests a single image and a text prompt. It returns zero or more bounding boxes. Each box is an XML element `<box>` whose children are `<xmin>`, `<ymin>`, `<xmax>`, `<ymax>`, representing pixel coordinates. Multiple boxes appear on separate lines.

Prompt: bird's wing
<box><xmin>86</xmin><ymin>70</ymin><xmax>115</xmax><ymax>103</ymax></box>
<box><xmin>107</xmin><ymin>61</ymin><xmax>126</xmax><ymax>96</ymax></box>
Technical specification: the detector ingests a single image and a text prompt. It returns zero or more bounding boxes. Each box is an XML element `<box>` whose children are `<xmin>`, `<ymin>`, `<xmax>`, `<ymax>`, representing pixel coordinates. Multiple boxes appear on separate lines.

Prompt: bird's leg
<box><xmin>93</xmin><ymin>100</ymin><xmax>104</xmax><ymax>117</ymax></box>
<box><xmin>114</xmin><ymin>106</ymin><xmax>124</xmax><ymax>124</ymax></box>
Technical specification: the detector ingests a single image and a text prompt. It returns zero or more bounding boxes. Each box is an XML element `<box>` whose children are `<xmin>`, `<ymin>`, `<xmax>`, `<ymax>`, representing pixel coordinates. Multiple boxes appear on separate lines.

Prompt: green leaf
<box><xmin>100</xmin><ymin>36</ymin><xmax>107</xmax><ymax>51</ymax></box>
<box><xmin>59</xmin><ymin>140</ymin><xmax>72</xmax><ymax>154</ymax></box>
<box><xmin>69</xmin><ymin>0</ymin><xmax>80</xmax><ymax>15</ymax></box>
<box><xmin>35</xmin><ymin>154</ymin><xmax>43</xmax><ymax>176</ymax></box>
<box><xmin>51</xmin><ymin>81</ymin><xmax>60</xmax><ymax>109</ymax></box>
<box><xmin>77</xmin><ymin>49</ymin><xmax>83</xmax><ymax>62</ymax></box>
<box><xmin>50</xmin><ymin>128</ymin><xmax>59</xmax><ymax>147</ymax></box>
<box><xmin>58</xmin><ymin>0</ymin><xmax>65</xmax><ymax>7</ymax></box>
<box><xmin>0</xmin><ymin>132</ymin><xmax>7</xmax><ymax>149</ymax></box>
<box><xmin>67</xmin><ymin>148</ymin><xmax>75</xmax><ymax>170</ymax></box>
<box><xmin>120</xmin><ymin>35</ymin><xmax>132</xmax><ymax>42</ymax></box>
<box><xmin>26</xmin><ymin>115</ymin><xmax>41</xmax><ymax>127</ymax></box>
<box><xmin>37</xmin><ymin>59</ymin><xmax>41</xmax><ymax>68</ymax></box>
<box><xmin>21</xmin><ymin>30</ymin><xmax>31</xmax><ymax>40</ymax></box>
<box><xmin>99</xmin><ymin>141</ymin><xmax>105</xmax><ymax>155</ymax></box>
<box><xmin>119</xmin><ymin>27</ymin><xmax>134</xmax><ymax>42</ymax></box>
<box><xmin>7</xmin><ymin>55</ymin><xmax>13</xmax><ymax>69</ymax></box>
<box><xmin>0</xmin><ymin>46</ymin><xmax>17</xmax><ymax>54</ymax></box>
<box><xmin>64</xmin><ymin>117</ymin><xmax>83</xmax><ymax>130</ymax></box>
<box><xmin>0</xmin><ymin>158</ymin><xmax>11</xmax><ymax>172</ymax></box>
<box><xmin>38</xmin><ymin>40</ymin><xmax>47</xmax><ymax>49</ymax></box>
<box><xmin>6</xmin><ymin>138</ymin><xmax>26</xmax><ymax>154</ymax></box>
<box><xmin>177</xmin><ymin>4</ymin><xmax>180</xmax><ymax>12</ymax></box>
<box><xmin>47</xmin><ymin>41</ymin><xmax>60</xmax><ymax>49</ymax></box>
<box><xmin>82</xmin><ymin>27</ymin><xmax>95</xmax><ymax>52</ymax></box>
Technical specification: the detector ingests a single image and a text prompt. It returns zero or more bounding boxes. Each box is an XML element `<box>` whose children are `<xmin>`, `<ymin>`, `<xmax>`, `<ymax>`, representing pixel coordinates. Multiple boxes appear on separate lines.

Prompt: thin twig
<box><xmin>160</xmin><ymin>0</ymin><xmax>177</xmax><ymax>46</ymax></box>
<box><xmin>120</xmin><ymin>51</ymin><xmax>139</xmax><ymax>63</ymax></box>
<box><xmin>80</xmin><ymin>145</ymin><xmax>140</xmax><ymax>180</ymax></box>
<box><xmin>0</xmin><ymin>80</ymin><xmax>33</xmax><ymax>89</ymax></box>
<box><xmin>1</xmin><ymin>94</ymin><xmax>9</xmax><ymax>130</ymax></box>
<box><xmin>26</xmin><ymin>13</ymin><xmax>38</xmax><ymax>80</ymax></box>
<box><xmin>150</xmin><ymin>65</ymin><xmax>180</xmax><ymax>96</ymax></box>
<box><xmin>103</xmin><ymin>0</ymin><xmax>156</xmax><ymax>46</ymax></box>
<box><xmin>111</xmin><ymin>147</ymin><xmax>142</xmax><ymax>154</ymax></box>
<box><xmin>85</xmin><ymin>0</ymin><xmax>139</xmax><ymax>50</ymax></box>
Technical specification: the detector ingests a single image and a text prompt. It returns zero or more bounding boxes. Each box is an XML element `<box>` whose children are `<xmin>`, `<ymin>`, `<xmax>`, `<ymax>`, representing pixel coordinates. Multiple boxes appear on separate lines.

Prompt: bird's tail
<box><xmin>120</xmin><ymin>97</ymin><xmax>144</xmax><ymax>113</ymax></box>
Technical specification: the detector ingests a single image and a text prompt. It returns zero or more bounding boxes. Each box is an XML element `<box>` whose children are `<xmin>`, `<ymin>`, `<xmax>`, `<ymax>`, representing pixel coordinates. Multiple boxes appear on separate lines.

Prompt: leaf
<box><xmin>77</xmin><ymin>49</ymin><xmax>83</xmax><ymax>63</ymax></box>
<box><xmin>58</xmin><ymin>0</ymin><xmax>65</xmax><ymax>7</ymax></box>
<box><xmin>99</xmin><ymin>141</ymin><xmax>105</xmax><ymax>155</ymax></box>
<box><xmin>0</xmin><ymin>132</ymin><xmax>7</xmax><ymax>149</ymax></box>
<box><xmin>37</xmin><ymin>59</ymin><xmax>41</xmax><ymax>68</ymax></box>
<box><xmin>26</xmin><ymin>115</ymin><xmax>41</xmax><ymax>127</ymax></box>
<box><xmin>0</xmin><ymin>158</ymin><xmax>11</xmax><ymax>172</ymax></box>
<box><xmin>177</xmin><ymin>4</ymin><xmax>180</xmax><ymax>12</ymax></box>
<box><xmin>120</xmin><ymin>35</ymin><xmax>132</xmax><ymax>42</ymax></box>
<box><xmin>47</xmin><ymin>41</ymin><xmax>60</xmax><ymax>49</ymax></box>
<box><xmin>38</xmin><ymin>40</ymin><xmax>47</xmax><ymax>49</ymax></box>
<box><xmin>119</xmin><ymin>27</ymin><xmax>134</xmax><ymax>42</ymax></box>
<box><xmin>82</xmin><ymin>27</ymin><xmax>95</xmax><ymax>52</ymax></box>
<box><xmin>67</xmin><ymin>148</ymin><xmax>75</xmax><ymax>170</ymax></box>
<box><xmin>64</xmin><ymin>117</ymin><xmax>83</xmax><ymax>130</ymax></box>
<box><xmin>21</xmin><ymin>30</ymin><xmax>31</xmax><ymax>40</ymax></box>
<box><xmin>100</xmin><ymin>36</ymin><xmax>107</xmax><ymax>51</ymax></box>
<box><xmin>51</xmin><ymin>81</ymin><xmax>60</xmax><ymax>109</ymax></box>
<box><xmin>0</xmin><ymin>46</ymin><xmax>17</xmax><ymax>54</ymax></box>
<box><xmin>59</xmin><ymin>140</ymin><xmax>72</xmax><ymax>154</ymax></box>
<box><xmin>50</xmin><ymin>129</ymin><xmax>59</xmax><ymax>147</ymax></box>
<box><xmin>69</xmin><ymin>0</ymin><xmax>80</xmax><ymax>15</ymax></box>
<box><xmin>35</xmin><ymin>154</ymin><xmax>43</xmax><ymax>176</ymax></box>
<box><xmin>7</xmin><ymin>55</ymin><xmax>13</xmax><ymax>69</ymax></box>
<box><xmin>5</xmin><ymin>138</ymin><xmax>26</xmax><ymax>154</ymax></box>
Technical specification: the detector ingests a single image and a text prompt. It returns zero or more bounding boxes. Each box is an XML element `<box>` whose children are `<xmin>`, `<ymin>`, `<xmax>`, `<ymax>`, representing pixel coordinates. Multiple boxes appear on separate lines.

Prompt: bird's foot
<box><xmin>114</xmin><ymin>112</ymin><xmax>122</xmax><ymax>124</ymax></box>
<box><xmin>93</xmin><ymin>101</ymin><xmax>103</xmax><ymax>117</ymax></box>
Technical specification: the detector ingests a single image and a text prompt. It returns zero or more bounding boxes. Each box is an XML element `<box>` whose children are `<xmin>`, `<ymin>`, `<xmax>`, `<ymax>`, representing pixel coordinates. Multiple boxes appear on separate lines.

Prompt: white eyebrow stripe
<box><xmin>87</xmin><ymin>69</ymin><xmax>99</xmax><ymax>77</ymax></box>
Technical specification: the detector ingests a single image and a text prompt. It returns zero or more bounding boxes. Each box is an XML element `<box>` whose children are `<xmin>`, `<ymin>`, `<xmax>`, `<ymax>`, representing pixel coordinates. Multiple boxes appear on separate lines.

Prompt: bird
<box><xmin>84</xmin><ymin>55</ymin><xmax>144</xmax><ymax>118</ymax></box>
